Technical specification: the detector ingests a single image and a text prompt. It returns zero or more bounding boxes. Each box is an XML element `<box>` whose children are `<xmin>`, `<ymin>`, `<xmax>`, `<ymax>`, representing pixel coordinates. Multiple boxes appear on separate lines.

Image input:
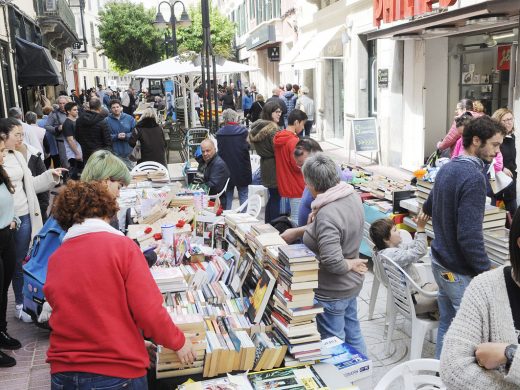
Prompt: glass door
<box><xmin>332</xmin><ymin>59</ymin><xmax>344</xmax><ymax>139</ymax></box>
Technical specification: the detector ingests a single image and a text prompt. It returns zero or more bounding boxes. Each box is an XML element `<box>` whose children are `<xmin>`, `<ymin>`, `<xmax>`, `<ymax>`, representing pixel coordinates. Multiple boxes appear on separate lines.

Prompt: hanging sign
<box><xmin>268</xmin><ymin>47</ymin><xmax>280</xmax><ymax>62</ymax></box>
<box><xmin>497</xmin><ymin>45</ymin><xmax>511</xmax><ymax>71</ymax></box>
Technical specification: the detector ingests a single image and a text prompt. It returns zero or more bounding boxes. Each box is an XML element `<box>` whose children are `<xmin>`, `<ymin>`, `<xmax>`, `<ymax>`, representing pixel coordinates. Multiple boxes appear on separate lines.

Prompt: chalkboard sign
<box><xmin>352</xmin><ymin>118</ymin><xmax>379</xmax><ymax>153</ymax></box>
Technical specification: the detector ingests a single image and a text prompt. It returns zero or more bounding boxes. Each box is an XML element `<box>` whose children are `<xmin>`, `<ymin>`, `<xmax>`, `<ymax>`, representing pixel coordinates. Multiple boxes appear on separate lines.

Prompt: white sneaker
<box><xmin>15</xmin><ymin>304</ymin><xmax>33</xmax><ymax>323</ymax></box>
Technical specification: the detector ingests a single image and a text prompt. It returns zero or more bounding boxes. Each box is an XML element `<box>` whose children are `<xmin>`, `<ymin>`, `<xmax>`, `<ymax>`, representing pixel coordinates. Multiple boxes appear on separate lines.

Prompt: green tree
<box><xmin>98</xmin><ymin>1</ymin><xmax>164</xmax><ymax>72</ymax></box>
<box><xmin>176</xmin><ymin>6</ymin><xmax>236</xmax><ymax>59</ymax></box>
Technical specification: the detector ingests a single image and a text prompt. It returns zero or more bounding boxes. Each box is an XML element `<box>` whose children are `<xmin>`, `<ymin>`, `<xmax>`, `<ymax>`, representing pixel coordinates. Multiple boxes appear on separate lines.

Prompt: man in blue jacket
<box><xmin>105</xmin><ymin>99</ymin><xmax>136</xmax><ymax>169</ymax></box>
<box><xmin>423</xmin><ymin>116</ymin><xmax>506</xmax><ymax>359</ymax></box>
<box><xmin>196</xmin><ymin>139</ymin><xmax>230</xmax><ymax>209</ymax></box>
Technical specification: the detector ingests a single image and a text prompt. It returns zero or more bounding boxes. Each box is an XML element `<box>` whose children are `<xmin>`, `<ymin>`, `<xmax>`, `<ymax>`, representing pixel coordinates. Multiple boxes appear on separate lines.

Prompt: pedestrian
<box><xmin>69</xmin><ymin>89</ymin><xmax>80</xmax><ymax>105</ymax></box>
<box><xmin>75</xmin><ymin>98</ymin><xmax>112</xmax><ymax>163</ymax></box>
<box><xmin>24</xmin><ymin>111</ymin><xmax>46</xmax><ymax>152</ymax></box>
<box><xmin>0</xmin><ymin>133</ymin><xmax>21</xmax><ymax>367</ymax></box>
<box><xmin>242</xmin><ymin>88</ymin><xmax>253</xmax><ymax>125</ymax></box>
<box><xmin>283</xmin><ymin>83</ymin><xmax>298</xmax><ymax>123</ymax></box>
<box><xmin>423</xmin><ymin>116</ymin><xmax>507</xmax><ymax>359</ymax></box>
<box><xmin>106</xmin><ymin>99</ymin><xmax>136</xmax><ymax>170</ymax></box>
<box><xmin>38</xmin><ymin>106</ymin><xmax>59</xmax><ymax>169</ymax></box>
<box><xmin>219</xmin><ymin>87</ymin><xmax>235</xmax><ymax>111</ymax></box>
<box><xmin>266</xmin><ymin>88</ymin><xmax>287</xmax><ymax>128</ymax></box>
<box><xmin>8</xmin><ymin>108</ymin><xmax>44</xmax><ymax>158</ymax></box>
<box><xmin>296</xmin><ymin>86</ymin><xmax>315</xmax><ymax>137</ymax></box>
<box><xmin>0</xmin><ymin>118</ymin><xmax>64</xmax><ymax>323</ymax></box>
<box><xmin>274</xmin><ymin>109</ymin><xmax>308</xmax><ymax>225</ymax></box>
<box><xmin>44</xmin><ymin>95</ymin><xmax>71</xmax><ymax>167</ymax></box>
<box><xmin>129</xmin><ymin>108</ymin><xmax>167</xmax><ymax>167</ymax></box>
<box><xmin>62</xmin><ymin>102</ymin><xmax>83</xmax><ymax>180</ymax></box>
<box><xmin>217</xmin><ymin>109</ymin><xmax>252</xmax><ymax>209</ymax></box>
<box><xmin>249</xmin><ymin>94</ymin><xmax>265</xmax><ymax>123</ymax></box>
<box><xmin>79</xmin><ymin>89</ymin><xmax>86</xmax><ymax>105</ymax></box>
<box><xmin>249</xmin><ymin>102</ymin><xmax>282</xmax><ymax>223</ymax></box>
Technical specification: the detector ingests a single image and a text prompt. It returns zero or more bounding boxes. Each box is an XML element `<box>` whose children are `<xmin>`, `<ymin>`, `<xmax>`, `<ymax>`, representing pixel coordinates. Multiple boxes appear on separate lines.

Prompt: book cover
<box><xmin>321</xmin><ymin>336</ymin><xmax>372</xmax><ymax>383</ymax></box>
<box><xmin>247</xmin><ymin>269</ymin><xmax>277</xmax><ymax>324</ymax></box>
<box><xmin>279</xmin><ymin>244</ymin><xmax>316</xmax><ymax>261</ymax></box>
<box><xmin>247</xmin><ymin>366</ymin><xmax>327</xmax><ymax>390</ymax></box>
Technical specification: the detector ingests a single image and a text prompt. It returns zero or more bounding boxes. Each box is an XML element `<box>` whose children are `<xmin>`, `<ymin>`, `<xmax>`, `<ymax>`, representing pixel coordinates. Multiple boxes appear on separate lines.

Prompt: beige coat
<box><xmin>11</xmin><ymin>150</ymin><xmax>59</xmax><ymax>239</ymax></box>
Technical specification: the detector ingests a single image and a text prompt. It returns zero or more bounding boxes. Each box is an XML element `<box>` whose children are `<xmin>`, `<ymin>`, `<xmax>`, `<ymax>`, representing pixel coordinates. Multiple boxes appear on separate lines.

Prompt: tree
<box><xmin>98</xmin><ymin>1</ymin><xmax>164</xmax><ymax>72</ymax></box>
<box><xmin>176</xmin><ymin>6</ymin><xmax>236</xmax><ymax>59</ymax></box>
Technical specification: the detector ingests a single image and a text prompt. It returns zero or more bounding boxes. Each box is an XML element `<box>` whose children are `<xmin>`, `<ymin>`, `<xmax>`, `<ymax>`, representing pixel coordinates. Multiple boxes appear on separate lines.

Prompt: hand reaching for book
<box><xmin>346</xmin><ymin>259</ymin><xmax>368</xmax><ymax>275</ymax></box>
<box><xmin>176</xmin><ymin>339</ymin><xmax>197</xmax><ymax>365</ymax></box>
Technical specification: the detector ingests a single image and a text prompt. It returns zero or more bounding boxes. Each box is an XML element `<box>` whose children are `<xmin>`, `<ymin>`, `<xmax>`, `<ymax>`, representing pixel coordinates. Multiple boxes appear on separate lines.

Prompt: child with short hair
<box><xmin>369</xmin><ymin>212</ymin><xmax>438</xmax><ymax>317</ymax></box>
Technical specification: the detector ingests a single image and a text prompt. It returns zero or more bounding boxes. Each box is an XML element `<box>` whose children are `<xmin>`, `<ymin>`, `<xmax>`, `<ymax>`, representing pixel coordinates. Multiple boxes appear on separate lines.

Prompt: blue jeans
<box><xmin>315</xmin><ymin>295</ymin><xmax>367</xmax><ymax>356</ymax></box>
<box><xmin>13</xmin><ymin>214</ymin><xmax>31</xmax><ymax>305</ymax></box>
<box><xmin>225</xmin><ymin>185</ymin><xmax>249</xmax><ymax>210</ymax></box>
<box><xmin>265</xmin><ymin>188</ymin><xmax>281</xmax><ymax>223</ymax></box>
<box><xmin>431</xmin><ymin>258</ymin><xmax>473</xmax><ymax>359</ymax></box>
<box><xmin>51</xmin><ymin>372</ymin><xmax>148</xmax><ymax>390</ymax></box>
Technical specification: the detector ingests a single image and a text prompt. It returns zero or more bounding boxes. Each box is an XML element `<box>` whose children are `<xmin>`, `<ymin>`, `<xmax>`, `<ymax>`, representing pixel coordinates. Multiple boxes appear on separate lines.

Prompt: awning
<box><xmin>15</xmin><ymin>37</ymin><xmax>63</xmax><ymax>87</ymax></box>
<box><xmin>279</xmin><ymin>25</ymin><xmax>344</xmax><ymax>71</ymax></box>
<box><xmin>366</xmin><ymin>0</ymin><xmax>519</xmax><ymax>40</ymax></box>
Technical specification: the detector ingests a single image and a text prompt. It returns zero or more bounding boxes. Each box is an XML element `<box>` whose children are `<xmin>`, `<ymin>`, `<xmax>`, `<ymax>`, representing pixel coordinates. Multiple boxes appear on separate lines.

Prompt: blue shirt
<box><xmin>105</xmin><ymin>113</ymin><xmax>136</xmax><ymax>158</ymax></box>
<box><xmin>298</xmin><ymin>188</ymin><xmax>314</xmax><ymax>227</ymax></box>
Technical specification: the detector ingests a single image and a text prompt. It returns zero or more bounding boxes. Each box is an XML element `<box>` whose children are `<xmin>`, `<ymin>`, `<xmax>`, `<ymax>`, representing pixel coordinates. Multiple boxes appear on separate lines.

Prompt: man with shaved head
<box><xmin>196</xmin><ymin>139</ymin><xmax>230</xmax><ymax>208</ymax></box>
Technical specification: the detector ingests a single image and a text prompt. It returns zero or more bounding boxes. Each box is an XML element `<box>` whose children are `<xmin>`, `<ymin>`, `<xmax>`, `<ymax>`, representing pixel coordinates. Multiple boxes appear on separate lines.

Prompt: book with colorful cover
<box><xmin>279</xmin><ymin>244</ymin><xmax>317</xmax><ymax>263</ymax></box>
<box><xmin>320</xmin><ymin>336</ymin><xmax>372</xmax><ymax>383</ymax></box>
<box><xmin>247</xmin><ymin>269</ymin><xmax>276</xmax><ymax>324</ymax></box>
<box><xmin>247</xmin><ymin>365</ymin><xmax>328</xmax><ymax>390</ymax></box>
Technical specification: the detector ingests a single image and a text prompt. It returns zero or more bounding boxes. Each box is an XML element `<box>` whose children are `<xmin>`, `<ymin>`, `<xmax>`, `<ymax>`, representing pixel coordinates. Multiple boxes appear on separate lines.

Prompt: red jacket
<box><xmin>44</xmin><ymin>225</ymin><xmax>186</xmax><ymax>378</ymax></box>
<box><xmin>273</xmin><ymin>130</ymin><xmax>305</xmax><ymax>198</ymax></box>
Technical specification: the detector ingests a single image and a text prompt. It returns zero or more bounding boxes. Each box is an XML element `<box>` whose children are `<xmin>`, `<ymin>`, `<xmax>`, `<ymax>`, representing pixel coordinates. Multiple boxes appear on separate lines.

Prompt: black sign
<box><xmin>352</xmin><ymin>118</ymin><xmax>379</xmax><ymax>153</ymax></box>
<box><xmin>268</xmin><ymin>46</ymin><xmax>280</xmax><ymax>62</ymax></box>
<box><xmin>72</xmin><ymin>41</ymin><xmax>83</xmax><ymax>50</ymax></box>
<box><xmin>246</xmin><ymin>25</ymin><xmax>276</xmax><ymax>50</ymax></box>
<box><xmin>378</xmin><ymin>69</ymin><xmax>389</xmax><ymax>88</ymax></box>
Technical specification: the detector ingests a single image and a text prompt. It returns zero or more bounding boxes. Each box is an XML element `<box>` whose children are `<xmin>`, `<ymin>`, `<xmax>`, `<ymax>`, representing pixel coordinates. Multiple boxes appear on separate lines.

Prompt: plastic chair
<box><xmin>248</xmin><ymin>184</ymin><xmax>269</xmax><ymax>207</ymax></box>
<box><xmin>374</xmin><ymin>359</ymin><xmax>445</xmax><ymax>390</ymax></box>
<box><xmin>250</xmin><ymin>153</ymin><xmax>261</xmax><ymax>173</ymax></box>
<box><xmin>131</xmin><ymin>161</ymin><xmax>170</xmax><ymax>180</ymax></box>
<box><xmin>167</xmin><ymin>123</ymin><xmax>187</xmax><ymax>162</ymax></box>
<box><xmin>379</xmin><ymin>254</ymin><xmax>439</xmax><ymax>359</ymax></box>
<box><xmin>186</xmin><ymin>127</ymin><xmax>209</xmax><ymax>160</ymax></box>
<box><xmin>208</xmin><ymin>178</ymin><xmax>230</xmax><ymax>203</ymax></box>
<box><xmin>223</xmin><ymin>194</ymin><xmax>262</xmax><ymax>218</ymax></box>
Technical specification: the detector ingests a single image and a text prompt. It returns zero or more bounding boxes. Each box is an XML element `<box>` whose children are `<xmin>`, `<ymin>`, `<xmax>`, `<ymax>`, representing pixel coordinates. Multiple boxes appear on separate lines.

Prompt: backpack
<box><xmin>23</xmin><ymin>217</ymin><xmax>65</xmax><ymax>322</ymax></box>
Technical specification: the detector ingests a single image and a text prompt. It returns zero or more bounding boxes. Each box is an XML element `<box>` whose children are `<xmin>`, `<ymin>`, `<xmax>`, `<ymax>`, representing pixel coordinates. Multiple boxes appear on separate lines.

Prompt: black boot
<box><xmin>0</xmin><ymin>350</ymin><xmax>16</xmax><ymax>367</ymax></box>
<box><xmin>0</xmin><ymin>331</ymin><xmax>22</xmax><ymax>350</ymax></box>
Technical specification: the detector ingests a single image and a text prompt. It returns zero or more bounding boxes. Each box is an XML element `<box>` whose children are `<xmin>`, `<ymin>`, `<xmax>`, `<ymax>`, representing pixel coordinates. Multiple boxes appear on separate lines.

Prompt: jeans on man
<box><xmin>303</xmin><ymin>120</ymin><xmax>314</xmax><ymax>137</ymax></box>
<box><xmin>51</xmin><ymin>372</ymin><xmax>148</xmax><ymax>390</ymax></box>
<box><xmin>315</xmin><ymin>295</ymin><xmax>367</xmax><ymax>356</ymax></box>
<box><xmin>225</xmin><ymin>185</ymin><xmax>249</xmax><ymax>210</ymax></box>
<box><xmin>12</xmin><ymin>214</ymin><xmax>31</xmax><ymax>306</ymax></box>
<box><xmin>431</xmin><ymin>258</ymin><xmax>473</xmax><ymax>359</ymax></box>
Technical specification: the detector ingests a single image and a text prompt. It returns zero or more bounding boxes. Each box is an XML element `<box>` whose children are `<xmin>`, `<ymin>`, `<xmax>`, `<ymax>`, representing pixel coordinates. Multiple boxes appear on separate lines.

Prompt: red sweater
<box><xmin>273</xmin><ymin>130</ymin><xmax>305</xmax><ymax>198</ymax></box>
<box><xmin>44</xmin><ymin>231</ymin><xmax>186</xmax><ymax>378</ymax></box>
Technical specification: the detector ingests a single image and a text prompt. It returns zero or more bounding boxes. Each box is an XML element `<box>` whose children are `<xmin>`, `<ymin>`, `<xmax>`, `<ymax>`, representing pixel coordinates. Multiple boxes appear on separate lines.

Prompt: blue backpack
<box><xmin>23</xmin><ymin>217</ymin><xmax>65</xmax><ymax>321</ymax></box>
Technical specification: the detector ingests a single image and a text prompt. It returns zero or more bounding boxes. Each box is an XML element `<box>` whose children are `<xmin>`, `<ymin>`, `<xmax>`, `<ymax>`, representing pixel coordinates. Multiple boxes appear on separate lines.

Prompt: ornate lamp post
<box><xmin>153</xmin><ymin>0</ymin><xmax>191</xmax><ymax>57</ymax></box>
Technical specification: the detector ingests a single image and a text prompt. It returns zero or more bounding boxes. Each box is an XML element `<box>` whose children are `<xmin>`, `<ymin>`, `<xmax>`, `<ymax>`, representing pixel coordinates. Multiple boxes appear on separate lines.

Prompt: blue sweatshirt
<box><xmin>105</xmin><ymin>113</ymin><xmax>136</xmax><ymax>158</ymax></box>
<box><xmin>423</xmin><ymin>156</ymin><xmax>490</xmax><ymax>276</ymax></box>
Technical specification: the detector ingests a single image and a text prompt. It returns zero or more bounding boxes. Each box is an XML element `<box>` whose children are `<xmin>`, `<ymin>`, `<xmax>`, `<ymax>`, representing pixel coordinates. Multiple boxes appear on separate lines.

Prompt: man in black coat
<box><xmin>216</xmin><ymin>109</ymin><xmax>252</xmax><ymax>210</ymax></box>
<box><xmin>197</xmin><ymin>139</ymin><xmax>230</xmax><ymax>209</ymax></box>
<box><xmin>266</xmin><ymin>87</ymin><xmax>287</xmax><ymax>128</ymax></box>
<box><xmin>75</xmin><ymin>98</ymin><xmax>112</xmax><ymax>163</ymax></box>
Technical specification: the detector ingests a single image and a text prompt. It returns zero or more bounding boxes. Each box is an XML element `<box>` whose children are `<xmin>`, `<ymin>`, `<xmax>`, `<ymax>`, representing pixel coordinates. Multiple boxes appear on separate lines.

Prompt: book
<box><xmin>321</xmin><ymin>336</ymin><xmax>372</xmax><ymax>383</ymax></box>
<box><xmin>247</xmin><ymin>269</ymin><xmax>277</xmax><ymax>324</ymax></box>
<box><xmin>247</xmin><ymin>366</ymin><xmax>327</xmax><ymax>390</ymax></box>
<box><xmin>278</xmin><ymin>244</ymin><xmax>317</xmax><ymax>263</ymax></box>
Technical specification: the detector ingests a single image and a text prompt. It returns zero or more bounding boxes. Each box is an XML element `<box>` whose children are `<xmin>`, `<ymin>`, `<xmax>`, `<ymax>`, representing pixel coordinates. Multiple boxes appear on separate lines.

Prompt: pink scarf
<box><xmin>311</xmin><ymin>181</ymin><xmax>354</xmax><ymax>213</ymax></box>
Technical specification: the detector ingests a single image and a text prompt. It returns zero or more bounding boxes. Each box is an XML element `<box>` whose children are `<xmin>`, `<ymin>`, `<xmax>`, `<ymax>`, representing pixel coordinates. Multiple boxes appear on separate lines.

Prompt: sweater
<box><xmin>273</xmin><ymin>130</ymin><xmax>305</xmax><ymax>198</ymax></box>
<box><xmin>440</xmin><ymin>267</ymin><xmax>520</xmax><ymax>389</ymax></box>
<box><xmin>44</xmin><ymin>219</ymin><xmax>186</xmax><ymax>378</ymax></box>
<box><xmin>423</xmin><ymin>156</ymin><xmax>489</xmax><ymax>276</ymax></box>
<box><xmin>451</xmin><ymin>138</ymin><xmax>503</xmax><ymax>172</ymax></box>
<box><xmin>248</xmin><ymin>120</ymin><xmax>279</xmax><ymax>188</ymax></box>
<box><xmin>303</xmin><ymin>184</ymin><xmax>364</xmax><ymax>299</ymax></box>
<box><xmin>106</xmin><ymin>113</ymin><xmax>136</xmax><ymax>158</ymax></box>
<box><xmin>437</xmin><ymin>110</ymin><xmax>485</xmax><ymax>153</ymax></box>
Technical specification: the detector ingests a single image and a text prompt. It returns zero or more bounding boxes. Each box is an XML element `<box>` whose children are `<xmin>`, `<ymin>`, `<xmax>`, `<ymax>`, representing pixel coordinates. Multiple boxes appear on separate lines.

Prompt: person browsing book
<box><xmin>44</xmin><ymin>180</ymin><xmax>195</xmax><ymax>388</ymax></box>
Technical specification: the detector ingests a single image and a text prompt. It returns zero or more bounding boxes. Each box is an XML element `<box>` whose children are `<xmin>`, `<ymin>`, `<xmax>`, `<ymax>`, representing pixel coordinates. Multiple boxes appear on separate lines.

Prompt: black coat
<box><xmin>265</xmin><ymin>95</ymin><xmax>287</xmax><ymax>127</ymax></box>
<box><xmin>196</xmin><ymin>154</ymin><xmax>230</xmax><ymax>208</ymax></box>
<box><xmin>499</xmin><ymin>134</ymin><xmax>517</xmax><ymax>201</ymax></box>
<box><xmin>75</xmin><ymin>110</ymin><xmax>112</xmax><ymax>162</ymax></box>
<box><xmin>129</xmin><ymin>118</ymin><xmax>167</xmax><ymax>167</ymax></box>
<box><xmin>249</xmin><ymin>101</ymin><xmax>264</xmax><ymax>123</ymax></box>
<box><xmin>27</xmin><ymin>151</ymin><xmax>49</xmax><ymax>222</ymax></box>
<box><xmin>219</xmin><ymin>93</ymin><xmax>235</xmax><ymax>110</ymax></box>
<box><xmin>216</xmin><ymin>124</ymin><xmax>252</xmax><ymax>188</ymax></box>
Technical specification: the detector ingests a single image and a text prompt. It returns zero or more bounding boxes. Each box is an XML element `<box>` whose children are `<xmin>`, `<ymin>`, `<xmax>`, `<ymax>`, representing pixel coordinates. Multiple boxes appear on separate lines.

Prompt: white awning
<box><xmin>279</xmin><ymin>25</ymin><xmax>344</xmax><ymax>72</ymax></box>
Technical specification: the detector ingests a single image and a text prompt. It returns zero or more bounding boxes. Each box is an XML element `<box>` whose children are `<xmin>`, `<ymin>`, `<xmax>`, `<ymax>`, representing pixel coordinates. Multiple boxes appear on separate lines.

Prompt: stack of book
<box><xmin>415</xmin><ymin>179</ymin><xmax>433</xmax><ymax>208</ymax></box>
<box><xmin>156</xmin><ymin>313</ymin><xmax>207</xmax><ymax>379</ymax></box>
<box><xmin>150</xmin><ymin>266</ymin><xmax>188</xmax><ymax>293</ymax></box>
<box><xmin>484</xmin><ymin>227</ymin><xmax>509</xmax><ymax>266</ymax></box>
<box><xmin>250</xmin><ymin>330</ymin><xmax>288</xmax><ymax>371</ymax></box>
<box><xmin>320</xmin><ymin>336</ymin><xmax>372</xmax><ymax>382</ymax></box>
<box><xmin>268</xmin><ymin>244</ymin><xmax>324</xmax><ymax>364</ymax></box>
<box><xmin>481</xmin><ymin>204</ymin><xmax>507</xmax><ymax>230</ymax></box>
<box><xmin>224</xmin><ymin>213</ymin><xmax>261</xmax><ymax>232</ymax></box>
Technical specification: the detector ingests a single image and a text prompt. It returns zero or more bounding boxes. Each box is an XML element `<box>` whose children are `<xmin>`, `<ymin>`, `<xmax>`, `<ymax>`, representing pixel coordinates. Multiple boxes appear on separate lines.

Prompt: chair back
<box><xmin>186</xmin><ymin>127</ymin><xmax>210</xmax><ymax>159</ymax></box>
<box><xmin>246</xmin><ymin>195</ymin><xmax>262</xmax><ymax>218</ymax></box>
<box><xmin>364</xmin><ymin>222</ymin><xmax>389</xmax><ymax>289</ymax></box>
<box><xmin>379</xmin><ymin>253</ymin><xmax>417</xmax><ymax>320</ymax></box>
<box><xmin>131</xmin><ymin>161</ymin><xmax>170</xmax><ymax>180</ymax></box>
<box><xmin>208</xmin><ymin>178</ymin><xmax>230</xmax><ymax>200</ymax></box>
<box><xmin>374</xmin><ymin>359</ymin><xmax>445</xmax><ymax>390</ymax></box>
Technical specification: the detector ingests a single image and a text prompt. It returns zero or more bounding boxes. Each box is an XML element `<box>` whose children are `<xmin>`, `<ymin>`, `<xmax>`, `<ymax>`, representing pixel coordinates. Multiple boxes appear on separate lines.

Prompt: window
<box><xmin>273</xmin><ymin>0</ymin><xmax>281</xmax><ymax>17</ymax></box>
<box><xmin>93</xmin><ymin>52</ymin><xmax>98</xmax><ymax>68</ymax></box>
<box><xmin>83</xmin><ymin>59</ymin><xmax>87</xmax><ymax>68</ymax></box>
<box><xmin>368</xmin><ymin>41</ymin><xmax>377</xmax><ymax>116</ymax></box>
<box><xmin>102</xmin><ymin>55</ymin><xmax>106</xmax><ymax>70</ymax></box>
<box><xmin>90</xmin><ymin>21</ymin><xmax>95</xmax><ymax>45</ymax></box>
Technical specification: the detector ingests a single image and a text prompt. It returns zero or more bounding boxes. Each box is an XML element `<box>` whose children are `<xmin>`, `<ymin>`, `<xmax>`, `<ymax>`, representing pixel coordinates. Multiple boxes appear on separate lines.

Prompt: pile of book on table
<box><xmin>266</xmin><ymin>244</ymin><xmax>324</xmax><ymax>365</ymax></box>
<box><xmin>483</xmin><ymin>227</ymin><xmax>509</xmax><ymax>266</ymax></box>
<box><xmin>150</xmin><ymin>266</ymin><xmax>188</xmax><ymax>292</ymax></box>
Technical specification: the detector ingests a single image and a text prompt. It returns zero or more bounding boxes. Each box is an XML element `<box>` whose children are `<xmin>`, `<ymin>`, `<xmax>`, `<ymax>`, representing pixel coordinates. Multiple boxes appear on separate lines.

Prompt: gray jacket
<box><xmin>303</xmin><ymin>187</ymin><xmax>364</xmax><ymax>299</ymax></box>
<box><xmin>44</xmin><ymin>109</ymin><xmax>68</xmax><ymax>140</ymax></box>
<box><xmin>296</xmin><ymin>95</ymin><xmax>315</xmax><ymax>120</ymax></box>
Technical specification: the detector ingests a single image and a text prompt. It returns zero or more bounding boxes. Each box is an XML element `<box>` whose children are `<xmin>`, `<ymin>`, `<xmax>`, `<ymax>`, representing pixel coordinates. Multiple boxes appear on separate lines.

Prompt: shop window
<box><xmin>0</xmin><ymin>42</ymin><xmax>15</xmax><ymax>114</ymax></box>
<box><xmin>368</xmin><ymin>41</ymin><xmax>377</xmax><ymax>117</ymax></box>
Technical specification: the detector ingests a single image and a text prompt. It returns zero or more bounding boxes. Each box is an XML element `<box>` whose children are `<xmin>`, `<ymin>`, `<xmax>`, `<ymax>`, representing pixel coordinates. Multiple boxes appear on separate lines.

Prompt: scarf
<box><xmin>311</xmin><ymin>181</ymin><xmax>354</xmax><ymax>213</ymax></box>
<box><xmin>63</xmin><ymin>218</ymin><xmax>124</xmax><ymax>242</ymax></box>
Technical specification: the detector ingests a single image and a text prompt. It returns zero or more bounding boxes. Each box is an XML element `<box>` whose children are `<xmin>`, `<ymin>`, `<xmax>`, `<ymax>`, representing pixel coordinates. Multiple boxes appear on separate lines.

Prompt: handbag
<box><xmin>129</xmin><ymin>130</ymin><xmax>141</xmax><ymax>162</ymax></box>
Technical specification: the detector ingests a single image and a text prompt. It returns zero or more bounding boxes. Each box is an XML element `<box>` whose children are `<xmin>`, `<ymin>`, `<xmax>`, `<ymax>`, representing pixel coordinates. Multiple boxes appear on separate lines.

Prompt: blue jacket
<box><xmin>242</xmin><ymin>94</ymin><xmax>253</xmax><ymax>110</ymax></box>
<box><xmin>105</xmin><ymin>113</ymin><xmax>136</xmax><ymax>158</ymax></box>
<box><xmin>284</xmin><ymin>91</ymin><xmax>298</xmax><ymax>114</ymax></box>
<box><xmin>423</xmin><ymin>156</ymin><xmax>490</xmax><ymax>276</ymax></box>
<box><xmin>216</xmin><ymin>124</ymin><xmax>252</xmax><ymax>188</ymax></box>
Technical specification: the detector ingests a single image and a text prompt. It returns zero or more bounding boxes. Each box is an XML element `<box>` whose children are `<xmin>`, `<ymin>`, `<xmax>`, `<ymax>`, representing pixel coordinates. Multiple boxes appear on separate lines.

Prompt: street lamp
<box><xmin>153</xmin><ymin>1</ymin><xmax>191</xmax><ymax>57</ymax></box>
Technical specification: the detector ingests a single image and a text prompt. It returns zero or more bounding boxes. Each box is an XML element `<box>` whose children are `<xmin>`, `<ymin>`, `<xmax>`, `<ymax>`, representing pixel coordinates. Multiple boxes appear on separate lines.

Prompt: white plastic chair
<box><xmin>374</xmin><ymin>359</ymin><xmax>445</xmax><ymax>390</ymax></box>
<box><xmin>208</xmin><ymin>177</ymin><xmax>230</xmax><ymax>202</ymax></box>
<box><xmin>223</xmin><ymin>194</ymin><xmax>262</xmax><ymax>218</ymax></box>
<box><xmin>379</xmin><ymin>254</ymin><xmax>439</xmax><ymax>360</ymax></box>
<box><xmin>250</xmin><ymin>153</ymin><xmax>261</xmax><ymax>173</ymax></box>
<box><xmin>131</xmin><ymin>161</ymin><xmax>170</xmax><ymax>180</ymax></box>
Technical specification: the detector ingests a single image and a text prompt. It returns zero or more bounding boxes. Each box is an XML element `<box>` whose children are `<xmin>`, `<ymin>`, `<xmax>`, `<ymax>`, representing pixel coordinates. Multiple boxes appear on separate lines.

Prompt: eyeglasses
<box><xmin>274</xmin><ymin>110</ymin><xmax>282</xmax><ymax>114</ymax></box>
<box><xmin>502</xmin><ymin>118</ymin><xmax>514</xmax><ymax>123</ymax></box>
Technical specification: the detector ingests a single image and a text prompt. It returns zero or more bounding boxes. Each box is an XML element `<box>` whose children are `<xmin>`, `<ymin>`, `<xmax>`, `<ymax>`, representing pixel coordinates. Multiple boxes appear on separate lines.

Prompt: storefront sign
<box><xmin>497</xmin><ymin>45</ymin><xmax>511</xmax><ymax>71</ymax></box>
<box><xmin>246</xmin><ymin>25</ymin><xmax>276</xmax><ymax>50</ymax></box>
<box><xmin>352</xmin><ymin>118</ymin><xmax>379</xmax><ymax>153</ymax></box>
<box><xmin>268</xmin><ymin>47</ymin><xmax>280</xmax><ymax>62</ymax></box>
<box><xmin>378</xmin><ymin>69</ymin><xmax>389</xmax><ymax>88</ymax></box>
<box><xmin>373</xmin><ymin>0</ymin><xmax>458</xmax><ymax>27</ymax></box>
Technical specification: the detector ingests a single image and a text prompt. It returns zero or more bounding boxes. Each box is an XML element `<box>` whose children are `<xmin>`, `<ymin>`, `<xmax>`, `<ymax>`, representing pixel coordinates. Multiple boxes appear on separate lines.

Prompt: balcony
<box><xmin>35</xmin><ymin>0</ymin><xmax>78</xmax><ymax>52</ymax></box>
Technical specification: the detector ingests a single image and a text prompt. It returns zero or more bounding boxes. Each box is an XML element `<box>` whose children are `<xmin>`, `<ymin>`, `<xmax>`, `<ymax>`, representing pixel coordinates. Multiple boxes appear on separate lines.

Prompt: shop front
<box><xmin>367</xmin><ymin>0</ymin><xmax>520</xmax><ymax>170</ymax></box>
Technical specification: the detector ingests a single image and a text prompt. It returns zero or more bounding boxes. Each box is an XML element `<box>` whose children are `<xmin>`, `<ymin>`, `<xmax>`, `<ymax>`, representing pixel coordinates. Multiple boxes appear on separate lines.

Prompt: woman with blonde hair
<box><xmin>493</xmin><ymin>108</ymin><xmax>517</xmax><ymax>216</ymax></box>
<box><xmin>129</xmin><ymin>107</ymin><xmax>167</xmax><ymax>167</ymax></box>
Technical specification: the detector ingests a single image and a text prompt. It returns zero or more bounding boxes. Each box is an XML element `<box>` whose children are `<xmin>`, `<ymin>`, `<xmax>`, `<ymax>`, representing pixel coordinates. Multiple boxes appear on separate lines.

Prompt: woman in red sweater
<box><xmin>273</xmin><ymin>109</ymin><xmax>308</xmax><ymax>224</ymax></box>
<box><xmin>44</xmin><ymin>180</ymin><xmax>195</xmax><ymax>389</ymax></box>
